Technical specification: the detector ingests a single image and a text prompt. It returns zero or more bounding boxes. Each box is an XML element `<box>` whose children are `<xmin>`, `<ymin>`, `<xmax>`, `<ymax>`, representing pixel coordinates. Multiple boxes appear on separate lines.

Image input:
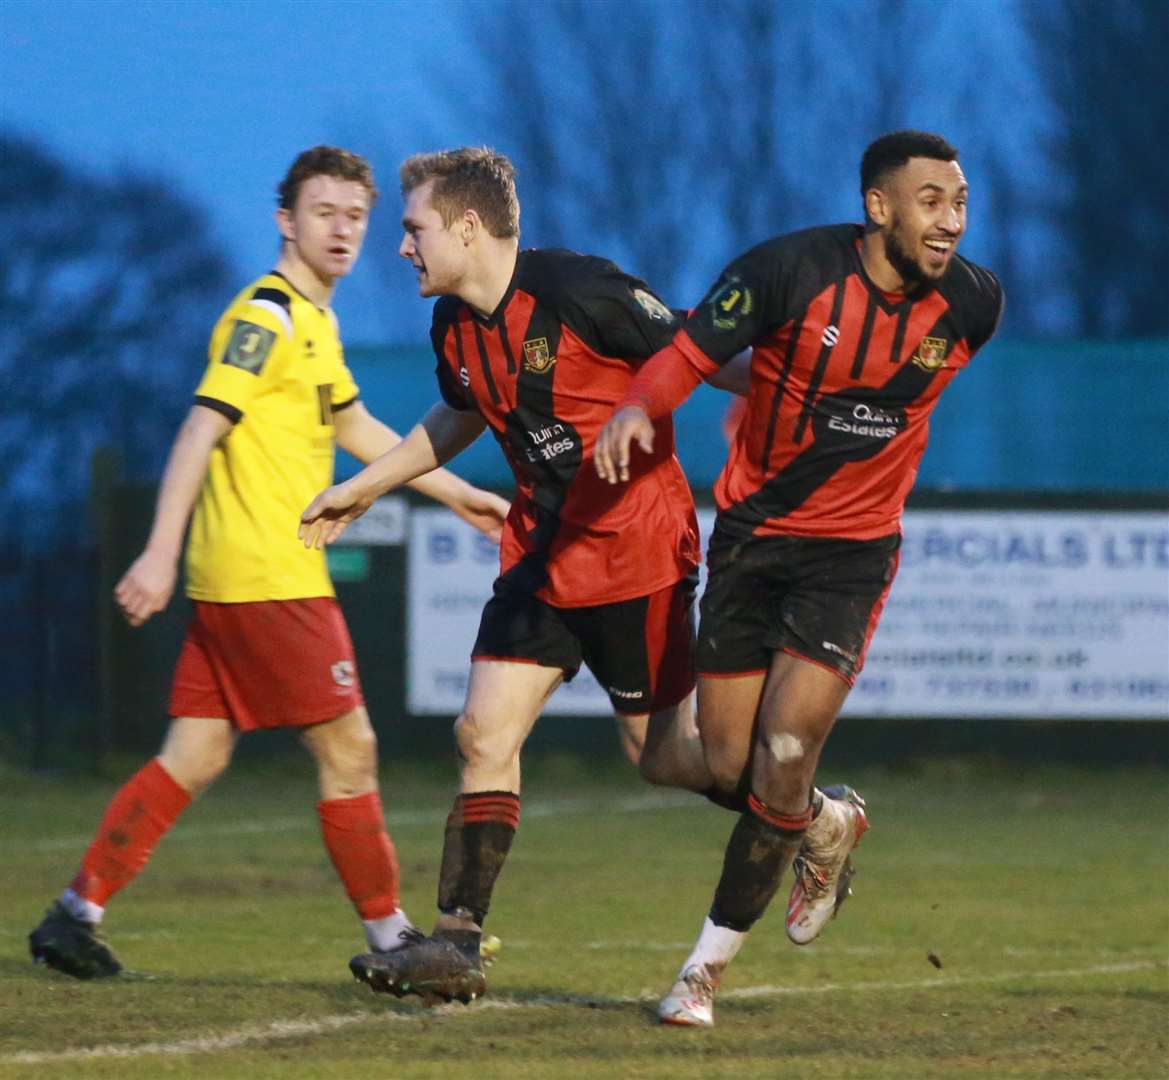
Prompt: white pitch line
<box><xmin>13</xmin><ymin>790</ymin><xmax>698</xmax><ymax>854</ymax></box>
<box><xmin>3</xmin><ymin>959</ymin><xmax>1163</xmax><ymax>1067</ymax></box>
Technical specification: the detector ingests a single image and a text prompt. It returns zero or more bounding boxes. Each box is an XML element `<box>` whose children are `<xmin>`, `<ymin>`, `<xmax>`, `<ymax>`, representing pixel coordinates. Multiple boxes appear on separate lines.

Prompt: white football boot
<box><xmin>658</xmin><ymin>962</ymin><xmax>722</xmax><ymax>1027</ymax></box>
<box><xmin>785</xmin><ymin>785</ymin><xmax>869</xmax><ymax>945</ymax></box>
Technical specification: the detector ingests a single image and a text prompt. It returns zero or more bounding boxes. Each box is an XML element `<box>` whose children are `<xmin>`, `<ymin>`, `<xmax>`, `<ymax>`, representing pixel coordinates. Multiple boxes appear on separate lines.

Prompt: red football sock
<box><xmin>317</xmin><ymin>791</ymin><xmax>400</xmax><ymax>920</ymax></box>
<box><xmin>69</xmin><ymin>758</ymin><xmax>192</xmax><ymax>907</ymax></box>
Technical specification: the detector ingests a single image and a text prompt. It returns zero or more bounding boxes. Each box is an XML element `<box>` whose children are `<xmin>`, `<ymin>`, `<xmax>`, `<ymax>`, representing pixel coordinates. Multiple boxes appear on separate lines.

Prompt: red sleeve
<box><xmin>615</xmin><ymin>330</ymin><xmax>721</xmax><ymax>418</ymax></box>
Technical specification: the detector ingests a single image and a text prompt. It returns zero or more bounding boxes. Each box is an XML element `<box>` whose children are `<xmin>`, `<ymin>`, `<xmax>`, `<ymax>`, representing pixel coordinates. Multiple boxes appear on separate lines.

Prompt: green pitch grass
<box><xmin>1</xmin><ymin>749</ymin><xmax>1166</xmax><ymax>1080</ymax></box>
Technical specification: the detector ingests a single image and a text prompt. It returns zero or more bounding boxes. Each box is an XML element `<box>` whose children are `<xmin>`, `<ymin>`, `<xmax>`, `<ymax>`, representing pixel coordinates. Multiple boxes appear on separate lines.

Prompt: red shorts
<box><xmin>169</xmin><ymin>598</ymin><xmax>365</xmax><ymax>731</ymax></box>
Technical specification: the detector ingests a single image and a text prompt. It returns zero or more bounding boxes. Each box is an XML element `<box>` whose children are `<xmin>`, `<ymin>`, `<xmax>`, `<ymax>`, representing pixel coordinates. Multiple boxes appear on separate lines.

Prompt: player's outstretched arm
<box><xmin>115</xmin><ymin>404</ymin><xmax>232</xmax><ymax>627</ymax></box>
<box><xmin>403</xmin><ymin>407</ymin><xmax>508</xmax><ymax>541</ymax></box>
<box><xmin>594</xmin><ymin>406</ymin><xmax>656</xmax><ymax>485</ymax></box>
<box><xmin>305</xmin><ymin>401</ymin><xmax>488</xmax><ymax>548</ymax></box>
<box><xmin>333</xmin><ymin>401</ymin><xmax>505</xmax><ymax>539</ymax></box>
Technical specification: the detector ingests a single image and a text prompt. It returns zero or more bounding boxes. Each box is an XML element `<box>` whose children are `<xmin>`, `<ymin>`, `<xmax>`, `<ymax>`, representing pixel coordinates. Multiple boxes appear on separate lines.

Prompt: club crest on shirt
<box><xmin>707</xmin><ymin>276</ymin><xmax>754</xmax><ymax>331</ymax></box>
<box><xmin>522</xmin><ymin>337</ymin><xmax>556</xmax><ymax>373</ymax></box>
<box><xmin>631</xmin><ymin>287</ymin><xmax>675</xmax><ymax>323</ymax></box>
<box><xmin>221</xmin><ymin>320</ymin><xmax>276</xmax><ymax>375</ymax></box>
<box><xmin>912</xmin><ymin>336</ymin><xmax>949</xmax><ymax>371</ymax></box>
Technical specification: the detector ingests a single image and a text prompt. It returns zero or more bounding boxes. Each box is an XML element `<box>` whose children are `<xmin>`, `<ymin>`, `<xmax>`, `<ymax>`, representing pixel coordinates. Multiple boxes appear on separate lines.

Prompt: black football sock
<box><xmin>708</xmin><ymin>793</ymin><xmax>812</xmax><ymax>932</ymax></box>
<box><xmin>436</xmin><ymin>791</ymin><xmax>520</xmax><ymax>936</ymax></box>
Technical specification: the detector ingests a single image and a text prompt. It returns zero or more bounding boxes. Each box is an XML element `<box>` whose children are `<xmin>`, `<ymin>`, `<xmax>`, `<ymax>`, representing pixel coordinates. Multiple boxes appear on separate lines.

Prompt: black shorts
<box><xmin>695</xmin><ymin>532</ymin><xmax>901</xmax><ymax>685</ymax></box>
<box><xmin>472</xmin><ymin>572</ymin><xmax>698</xmax><ymax>714</ymax></box>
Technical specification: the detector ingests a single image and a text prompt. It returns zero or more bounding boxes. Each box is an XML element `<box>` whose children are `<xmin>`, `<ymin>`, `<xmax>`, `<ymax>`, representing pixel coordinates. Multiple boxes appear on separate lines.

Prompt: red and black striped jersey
<box><xmin>671</xmin><ymin>224</ymin><xmax>1003</xmax><ymax>541</ymax></box>
<box><xmin>431</xmin><ymin>248</ymin><xmax>700</xmax><ymax>607</ymax></box>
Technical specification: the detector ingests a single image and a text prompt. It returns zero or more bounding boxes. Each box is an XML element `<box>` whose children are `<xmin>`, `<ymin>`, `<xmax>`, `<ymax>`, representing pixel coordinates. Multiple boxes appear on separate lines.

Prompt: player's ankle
<box><xmin>435</xmin><ymin>908</ymin><xmax>481</xmax><ymax>934</ymax></box>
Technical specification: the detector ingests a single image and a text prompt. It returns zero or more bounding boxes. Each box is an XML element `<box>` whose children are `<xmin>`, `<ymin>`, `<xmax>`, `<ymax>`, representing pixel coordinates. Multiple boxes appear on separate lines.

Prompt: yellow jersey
<box><xmin>185</xmin><ymin>272</ymin><xmax>359</xmax><ymax>602</ymax></box>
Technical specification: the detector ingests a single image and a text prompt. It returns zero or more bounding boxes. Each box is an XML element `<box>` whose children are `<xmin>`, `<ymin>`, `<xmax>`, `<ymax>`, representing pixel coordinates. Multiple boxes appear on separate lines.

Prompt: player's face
<box><xmin>399</xmin><ymin>181</ymin><xmax>467</xmax><ymax>297</ymax></box>
<box><xmin>877</xmin><ymin>157</ymin><xmax>968</xmax><ymax>289</ymax></box>
<box><xmin>278</xmin><ymin>174</ymin><xmax>372</xmax><ymax>282</ymax></box>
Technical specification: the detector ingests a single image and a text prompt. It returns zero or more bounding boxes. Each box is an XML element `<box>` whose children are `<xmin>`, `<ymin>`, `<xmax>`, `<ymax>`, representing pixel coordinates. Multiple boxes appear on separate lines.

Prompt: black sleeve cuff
<box><xmin>333</xmin><ymin>395</ymin><xmax>360</xmax><ymax>413</ymax></box>
<box><xmin>193</xmin><ymin>395</ymin><xmax>242</xmax><ymax>424</ymax></box>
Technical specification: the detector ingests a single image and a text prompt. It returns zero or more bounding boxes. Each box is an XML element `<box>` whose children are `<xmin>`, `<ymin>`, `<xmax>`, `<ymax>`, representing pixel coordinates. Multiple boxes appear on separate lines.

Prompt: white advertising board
<box><xmin>407</xmin><ymin>508</ymin><xmax>1169</xmax><ymax>719</ymax></box>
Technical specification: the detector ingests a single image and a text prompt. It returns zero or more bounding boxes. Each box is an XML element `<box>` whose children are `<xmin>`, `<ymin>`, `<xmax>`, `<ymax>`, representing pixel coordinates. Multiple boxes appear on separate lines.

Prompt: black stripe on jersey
<box><xmin>472</xmin><ymin>322</ymin><xmax>502</xmax><ymax>405</ymax></box>
<box><xmin>333</xmin><ymin>395</ymin><xmax>360</xmax><ymax>413</ymax></box>
<box><xmin>316</xmin><ymin>384</ymin><xmax>334</xmax><ymax>425</ymax></box>
<box><xmin>451</xmin><ymin>320</ymin><xmax>471</xmax><ymax>396</ymax></box>
<box><xmin>498</xmin><ymin>310</ymin><xmax>581</xmax><ymax>595</ymax></box>
<box><xmin>716</xmin><ymin>315</ymin><xmax>954</xmax><ymax>543</ymax></box>
<box><xmin>794</xmin><ymin>283</ymin><xmax>846</xmax><ymax>444</ymax></box>
<box><xmin>760</xmin><ymin>314</ymin><xmax>806</xmax><ymax>473</ymax></box>
<box><xmin>193</xmin><ymin>395</ymin><xmax>242</xmax><ymax>425</ymax></box>
<box><xmin>251</xmin><ymin>286</ymin><xmax>292</xmax><ymax>312</ymax></box>
<box><xmin>849</xmin><ymin>292</ymin><xmax>879</xmax><ymax>380</ymax></box>
<box><xmin>497</xmin><ymin>325</ymin><xmax>518</xmax><ymax>375</ymax></box>
<box><xmin>888</xmin><ymin>305</ymin><xmax>911</xmax><ymax>364</ymax></box>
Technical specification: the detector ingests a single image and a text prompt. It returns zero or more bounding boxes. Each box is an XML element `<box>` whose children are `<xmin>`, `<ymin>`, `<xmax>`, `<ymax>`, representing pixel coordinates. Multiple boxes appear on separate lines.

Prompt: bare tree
<box><xmin>1024</xmin><ymin>0</ymin><xmax>1169</xmax><ymax>337</ymax></box>
<box><xmin>0</xmin><ymin>134</ymin><xmax>233</xmax><ymax>546</ymax></box>
<box><xmin>358</xmin><ymin>0</ymin><xmax>1160</xmax><ymax>341</ymax></box>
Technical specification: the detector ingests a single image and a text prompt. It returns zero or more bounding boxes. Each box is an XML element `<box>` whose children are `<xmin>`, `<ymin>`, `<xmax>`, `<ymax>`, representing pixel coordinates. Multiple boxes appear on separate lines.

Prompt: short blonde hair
<box><xmin>399</xmin><ymin>147</ymin><xmax>519</xmax><ymax>238</ymax></box>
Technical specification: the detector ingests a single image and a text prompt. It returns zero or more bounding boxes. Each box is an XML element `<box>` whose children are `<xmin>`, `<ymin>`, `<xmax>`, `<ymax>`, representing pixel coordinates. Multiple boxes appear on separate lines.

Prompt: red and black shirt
<box><xmin>626</xmin><ymin>224</ymin><xmax>1003</xmax><ymax>542</ymax></box>
<box><xmin>432</xmin><ymin>248</ymin><xmax>700</xmax><ymax>607</ymax></box>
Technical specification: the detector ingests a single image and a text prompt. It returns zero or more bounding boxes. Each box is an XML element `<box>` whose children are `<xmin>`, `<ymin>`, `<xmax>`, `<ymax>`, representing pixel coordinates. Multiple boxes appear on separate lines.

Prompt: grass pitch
<box><xmin>1</xmin><ymin>748</ymin><xmax>1166</xmax><ymax>1079</ymax></box>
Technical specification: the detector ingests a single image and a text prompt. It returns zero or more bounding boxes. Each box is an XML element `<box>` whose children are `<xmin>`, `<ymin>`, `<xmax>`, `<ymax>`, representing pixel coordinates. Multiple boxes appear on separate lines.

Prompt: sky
<box><xmin>3</xmin><ymin>0</ymin><xmax>1041</xmax><ymax>346</ymax></box>
<box><xmin>2</xmin><ymin>0</ymin><xmax>482</xmax><ymax>342</ymax></box>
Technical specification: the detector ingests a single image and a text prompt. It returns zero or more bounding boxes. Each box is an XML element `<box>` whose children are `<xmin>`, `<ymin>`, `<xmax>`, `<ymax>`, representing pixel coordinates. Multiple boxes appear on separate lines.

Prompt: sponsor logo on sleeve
<box><xmin>221</xmin><ymin>320</ymin><xmax>276</xmax><ymax>374</ymax></box>
<box><xmin>911</xmin><ymin>336</ymin><xmax>949</xmax><ymax>371</ymax></box>
<box><xmin>522</xmin><ymin>337</ymin><xmax>556</xmax><ymax>373</ymax></box>
<box><xmin>707</xmin><ymin>275</ymin><xmax>754</xmax><ymax>331</ymax></box>
<box><xmin>631</xmin><ymin>287</ymin><xmax>676</xmax><ymax>323</ymax></box>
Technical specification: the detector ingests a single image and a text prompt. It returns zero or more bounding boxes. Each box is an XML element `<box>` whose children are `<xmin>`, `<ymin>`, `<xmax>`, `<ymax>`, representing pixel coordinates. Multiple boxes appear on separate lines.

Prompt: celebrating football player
<box><xmin>594</xmin><ymin>130</ymin><xmax>1004</xmax><ymax>1026</ymax></box>
<box><xmin>299</xmin><ymin>146</ymin><xmax>751</xmax><ymax>1005</ymax></box>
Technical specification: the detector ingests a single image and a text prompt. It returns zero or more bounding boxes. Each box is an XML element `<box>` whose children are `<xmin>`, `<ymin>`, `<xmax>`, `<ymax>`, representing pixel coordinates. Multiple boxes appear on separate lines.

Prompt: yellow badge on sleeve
<box><xmin>221</xmin><ymin>320</ymin><xmax>276</xmax><ymax>375</ymax></box>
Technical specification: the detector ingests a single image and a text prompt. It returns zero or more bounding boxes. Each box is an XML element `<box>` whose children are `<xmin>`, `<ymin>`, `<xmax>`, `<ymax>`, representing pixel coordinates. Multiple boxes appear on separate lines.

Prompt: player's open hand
<box><xmin>594</xmin><ymin>405</ymin><xmax>654</xmax><ymax>484</ymax></box>
<box><xmin>299</xmin><ymin>481</ymin><xmax>374</xmax><ymax>549</ymax></box>
<box><xmin>452</xmin><ymin>487</ymin><xmax>510</xmax><ymax>543</ymax></box>
<box><xmin>115</xmin><ymin>548</ymin><xmax>177</xmax><ymax>627</ymax></box>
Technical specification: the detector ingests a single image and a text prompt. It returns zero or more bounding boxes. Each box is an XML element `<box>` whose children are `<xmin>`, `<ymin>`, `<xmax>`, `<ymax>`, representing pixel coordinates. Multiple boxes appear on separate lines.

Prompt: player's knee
<box><xmin>750</xmin><ymin>731</ymin><xmax>819</xmax><ymax>808</ymax></box>
<box><xmin>638</xmin><ymin>742</ymin><xmax>674</xmax><ymax>785</ymax></box>
<box><xmin>453</xmin><ymin>709</ymin><xmax>515</xmax><ymax>775</ymax></box>
<box><xmin>311</xmin><ymin>722</ymin><xmax>379</xmax><ymax>794</ymax></box>
<box><xmin>160</xmin><ymin>744</ymin><xmax>230</xmax><ymax>796</ymax></box>
<box><xmin>765</xmin><ymin>731</ymin><xmax>807</xmax><ymax>766</ymax></box>
<box><xmin>702</xmin><ymin>738</ymin><xmax>749</xmax><ymax>793</ymax></box>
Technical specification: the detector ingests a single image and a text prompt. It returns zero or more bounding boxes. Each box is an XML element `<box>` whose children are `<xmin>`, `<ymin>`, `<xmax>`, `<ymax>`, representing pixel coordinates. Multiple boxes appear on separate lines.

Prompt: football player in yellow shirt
<box><xmin>29</xmin><ymin>146</ymin><xmax>509</xmax><ymax>980</ymax></box>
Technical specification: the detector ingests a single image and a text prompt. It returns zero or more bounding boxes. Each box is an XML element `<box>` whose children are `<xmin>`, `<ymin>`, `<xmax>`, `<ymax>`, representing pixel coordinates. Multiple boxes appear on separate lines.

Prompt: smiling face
<box><xmin>866</xmin><ymin>156</ymin><xmax>968</xmax><ymax>291</ymax></box>
<box><xmin>398</xmin><ymin>179</ymin><xmax>469</xmax><ymax>297</ymax></box>
<box><xmin>276</xmin><ymin>173</ymin><xmax>372</xmax><ymax>284</ymax></box>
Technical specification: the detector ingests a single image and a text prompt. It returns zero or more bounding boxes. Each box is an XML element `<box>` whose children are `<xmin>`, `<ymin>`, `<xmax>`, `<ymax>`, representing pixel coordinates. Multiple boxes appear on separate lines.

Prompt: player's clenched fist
<box><xmin>594</xmin><ymin>405</ymin><xmax>655</xmax><ymax>484</ymax></box>
<box><xmin>299</xmin><ymin>481</ymin><xmax>375</xmax><ymax>549</ymax></box>
<box><xmin>114</xmin><ymin>549</ymin><xmax>178</xmax><ymax>627</ymax></box>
